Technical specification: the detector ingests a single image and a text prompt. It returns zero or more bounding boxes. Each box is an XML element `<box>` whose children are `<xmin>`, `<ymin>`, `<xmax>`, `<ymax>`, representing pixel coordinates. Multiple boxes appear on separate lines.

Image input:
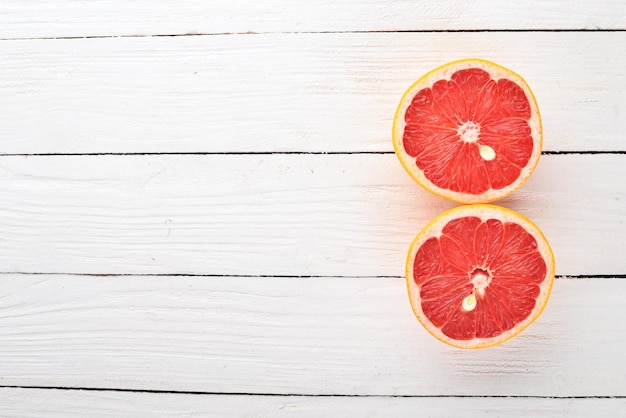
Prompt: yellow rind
<box><xmin>392</xmin><ymin>58</ymin><xmax>543</xmax><ymax>204</ymax></box>
<box><xmin>405</xmin><ymin>204</ymin><xmax>555</xmax><ymax>349</ymax></box>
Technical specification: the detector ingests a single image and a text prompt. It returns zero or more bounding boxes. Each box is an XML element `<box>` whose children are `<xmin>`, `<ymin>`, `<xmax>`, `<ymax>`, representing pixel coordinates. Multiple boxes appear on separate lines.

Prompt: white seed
<box><xmin>462</xmin><ymin>293</ymin><xmax>477</xmax><ymax>312</ymax></box>
<box><xmin>479</xmin><ymin>144</ymin><xmax>496</xmax><ymax>161</ymax></box>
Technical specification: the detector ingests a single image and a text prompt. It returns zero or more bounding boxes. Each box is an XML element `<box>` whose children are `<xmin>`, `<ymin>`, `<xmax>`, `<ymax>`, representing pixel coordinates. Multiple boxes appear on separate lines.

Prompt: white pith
<box><xmin>470</xmin><ymin>269</ymin><xmax>491</xmax><ymax>297</ymax></box>
<box><xmin>458</xmin><ymin>121</ymin><xmax>481</xmax><ymax>143</ymax></box>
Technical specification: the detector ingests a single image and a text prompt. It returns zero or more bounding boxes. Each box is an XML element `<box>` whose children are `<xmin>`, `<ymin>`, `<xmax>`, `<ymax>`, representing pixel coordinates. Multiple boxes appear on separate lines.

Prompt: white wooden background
<box><xmin>1</xmin><ymin>1</ymin><xmax>626</xmax><ymax>416</ymax></box>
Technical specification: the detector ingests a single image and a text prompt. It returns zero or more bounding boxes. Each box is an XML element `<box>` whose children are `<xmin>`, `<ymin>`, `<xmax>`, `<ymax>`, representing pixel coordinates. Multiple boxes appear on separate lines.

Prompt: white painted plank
<box><xmin>1</xmin><ymin>32</ymin><xmax>625</xmax><ymax>154</ymax></box>
<box><xmin>0</xmin><ymin>154</ymin><xmax>622</xmax><ymax>277</ymax></box>
<box><xmin>0</xmin><ymin>275</ymin><xmax>623</xmax><ymax>396</ymax></box>
<box><xmin>1</xmin><ymin>389</ymin><xmax>624</xmax><ymax>418</ymax></box>
<box><xmin>2</xmin><ymin>1</ymin><xmax>626</xmax><ymax>39</ymax></box>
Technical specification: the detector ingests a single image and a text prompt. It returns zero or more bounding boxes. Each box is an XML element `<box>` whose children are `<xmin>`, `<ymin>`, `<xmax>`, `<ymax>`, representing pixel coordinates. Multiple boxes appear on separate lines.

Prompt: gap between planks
<box><xmin>0</xmin><ymin>385</ymin><xmax>624</xmax><ymax>399</ymax></box>
<box><xmin>1</xmin><ymin>28</ymin><xmax>625</xmax><ymax>42</ymax></box>
<box><xmin>0</xmin><ymin>151</ymin><xmax>623</xmax><ymax>157</ymax></box>
<box><xmin>0</xmin><ymin>272</ymin><xmax>623</xmax><ymax>279</ymax></box>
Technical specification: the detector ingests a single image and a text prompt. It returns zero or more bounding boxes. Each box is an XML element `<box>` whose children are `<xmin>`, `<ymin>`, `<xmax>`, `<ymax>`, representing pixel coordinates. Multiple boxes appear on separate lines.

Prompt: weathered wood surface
<box><xmin>2</xmin><ymin>0</ymin><xmax>625</xmax><ymax>39</ymax></box>
<box><xmin>0</xmin><ymin>275</ymin><xmax>624</xmax><ymax>397</ymax></box>
<box><xmin>1</xmin><ymin>1</ymin><xmax>624</xmax><ymax>416</ymax></box>
<box><xmin>0</xmin><ymin>32</ymin><xmax>624</xmax><ymax>154</ymax></box>
<box><xmin>0</xmin><ymin>154</ymin><xmax>622</xmax><ymax>277</ymax></box>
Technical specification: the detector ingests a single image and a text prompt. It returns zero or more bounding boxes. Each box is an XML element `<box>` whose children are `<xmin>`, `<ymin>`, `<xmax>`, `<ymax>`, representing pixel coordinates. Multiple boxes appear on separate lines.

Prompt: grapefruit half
<box><xmin>393</xmin><ymin>59</ymin><xmax>542</xmax><ymax>204</ymax></box>
<box><xmin>406</xmin><ymin>204</ymin><xmax>554</xmax><ymax>349</ymax></box>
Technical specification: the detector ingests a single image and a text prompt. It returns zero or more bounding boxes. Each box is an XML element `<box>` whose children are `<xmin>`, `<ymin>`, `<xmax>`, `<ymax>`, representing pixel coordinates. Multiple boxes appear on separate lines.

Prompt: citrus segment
<box><xmin>393</xmin><ymin>59</ymin><xmax>542</xmax><ymax>203</ymax></box>
<box><xmin>406</xmin><ymin>205</ymin><xmax>554</xmax><ymax>349</ymax></box>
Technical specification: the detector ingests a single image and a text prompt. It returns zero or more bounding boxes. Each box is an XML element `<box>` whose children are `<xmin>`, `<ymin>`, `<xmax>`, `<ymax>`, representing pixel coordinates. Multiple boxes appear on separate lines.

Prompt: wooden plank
<box><xmin>1</xmin><ymin>1</ymin><xmax>625</xmax><ymax>39</ymax></box>
<box><xmin>0</xmin><ymin>153</ymin><xmax>622</xmax><ymax>277</ymax></box>
<box><xmin>1</xmin><ymin>388</ymin><xmax>624</xmax><ymax>418</ymax></box>
<box><xmin>0</xmin><ymin>275</ymin><xmax>624</xmax><ymax>396</ymax></box>
<box><xmin>1</xmin><ymin>32</ymin><xmax>625</xmax><ymax>154</ymax></box>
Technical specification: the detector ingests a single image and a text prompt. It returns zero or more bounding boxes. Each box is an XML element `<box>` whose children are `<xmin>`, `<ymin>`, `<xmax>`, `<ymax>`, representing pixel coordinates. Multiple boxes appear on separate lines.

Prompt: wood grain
<box><xmin>1</xmin><ymin>32</ymin><xmax>625</xmax><ymax>154</ymax></box>
<box><xmin>1</xmin><ymin>388</ymin><xmax>624</xmax><ymax>418</ymax></box>
<box><xmin>0</xmin><ymin>275</ymin><xmax>623</xmax><ymax>396</ymax></box>
<box><xmin>2</xmin><ymin>1</ymin><xmax>625</xmax><ymax>39</ymax></box>
<box><xmin>0</xmin><ymin>153</ymin><xmax>622</xmax><ymax>276</ymax></box>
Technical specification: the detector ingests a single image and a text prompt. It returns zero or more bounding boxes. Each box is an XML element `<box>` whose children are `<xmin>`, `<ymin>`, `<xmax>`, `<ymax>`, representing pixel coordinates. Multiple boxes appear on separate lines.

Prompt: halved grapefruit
<box><xmin>392</xmin><ymin>59</ymin><xmax>542</xmax><ymax>204</ymax></box>
<box><xmin>406</xmin><ymin>204</ymin><xmax>554</xmax><ymax>349</ymax></box>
